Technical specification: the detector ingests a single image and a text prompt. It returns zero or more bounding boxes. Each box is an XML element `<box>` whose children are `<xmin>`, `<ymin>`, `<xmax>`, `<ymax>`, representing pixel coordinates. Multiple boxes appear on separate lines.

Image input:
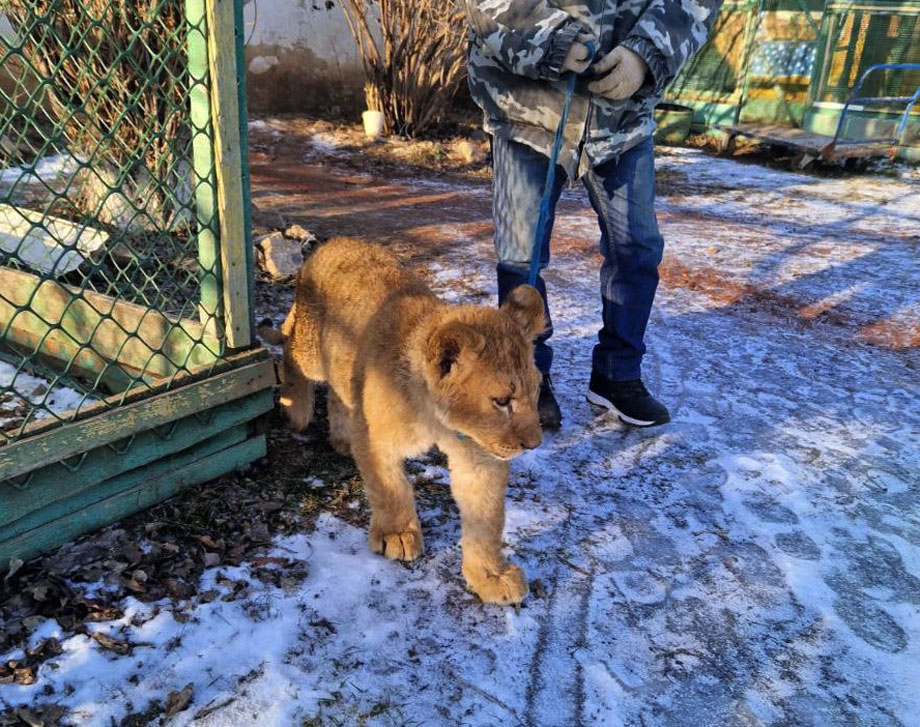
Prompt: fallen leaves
<box><xmin>0</xmin><ymin>639</ymin><xmax>64</xmax><ymax>690</ymax></box>
<box><xmin>0</xmin><ymin>705</ymin><xmax>66</xmax><ymax>727</ymax></box>
<box><xmin>0</xmin><ymin>399</ymin><xmax>348</xmax><ymax>724</ymax></box>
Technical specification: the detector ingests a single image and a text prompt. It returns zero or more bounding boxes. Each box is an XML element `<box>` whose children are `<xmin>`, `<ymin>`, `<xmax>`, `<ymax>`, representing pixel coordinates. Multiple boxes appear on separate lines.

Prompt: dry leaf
<box><xmin>5</xmin><ymin>557</ymin><xmax>24</xmax><ymax>580</ymax></box>
<box><xmin>91</xmin><ymin>632</ymin><xmax>130</xmax><ymax>655</ymax></box>
<box><xmin>27</xmin><ymin>583</ymin><xmax>50</xmax><ymax>602</ymax></box>
<box><xmin>248</xmin><ymin>523</ymin><xmax>270</xmax><ymax>543</ymax></box>
<box><xmin>254</xmin><ymin>500</ymin><xmax>283</xmax><ymax>513</ymax></box>
<box><xmin>163</xmin><ymin>579</ymin><xmax>195</xmax><ymax>599</ymax></box>
<box><xmin>195</xmin><ymin>535</ymin><xmax>222</xmax><ymax>550</ymax></box>
<box><xmin>14</xmin><ymin>666</ymin><xmax>36</xmax><ymax>685</ymax></box>
<box><xmin>249</xmin><ymin>557</ymin><xmax>290</xmax><ymax>568</ymax></box>
<box><xmin>164</xmin><ymin>683</ymin><xmax>194</xmax><ymax>716</ymax></box>
<box><xmin>199</xmin><ymin>590</ymin><xmax>220</xmax><ymax>604</ymax></box>
<box><xmin>13</xmin><ymin>707</ymin><xmax>43</xmax><ymax>727</ymax></box>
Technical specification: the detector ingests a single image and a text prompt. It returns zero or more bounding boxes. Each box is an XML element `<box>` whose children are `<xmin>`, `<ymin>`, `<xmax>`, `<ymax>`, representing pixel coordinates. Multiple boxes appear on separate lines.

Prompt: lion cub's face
<box><xmin>425</xmin><ymin>286</ymin><xmax>546</xmax><ymax>460</ymax></box>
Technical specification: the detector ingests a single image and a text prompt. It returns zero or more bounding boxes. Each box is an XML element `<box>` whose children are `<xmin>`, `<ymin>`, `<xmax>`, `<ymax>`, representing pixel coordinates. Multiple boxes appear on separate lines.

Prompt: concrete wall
<box><xmin>242</xmin><ymin>0</ymin><xmax>366</xmax><ymax>116</ymax></box>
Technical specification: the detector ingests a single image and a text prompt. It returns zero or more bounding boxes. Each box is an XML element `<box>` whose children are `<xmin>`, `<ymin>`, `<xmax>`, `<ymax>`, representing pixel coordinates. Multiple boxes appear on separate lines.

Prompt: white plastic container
<box><xmin>362</xmin><ymin>110</ymin><xmax>385</xmax><ymax>140</ymax></box>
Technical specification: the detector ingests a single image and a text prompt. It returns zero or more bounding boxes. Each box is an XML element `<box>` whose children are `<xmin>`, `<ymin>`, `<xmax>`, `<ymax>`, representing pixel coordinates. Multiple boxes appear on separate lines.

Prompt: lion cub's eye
<box><xmin>492</xmin><ymin>396</ymin><xmax>512</xmax><ymax>409</ymax></box>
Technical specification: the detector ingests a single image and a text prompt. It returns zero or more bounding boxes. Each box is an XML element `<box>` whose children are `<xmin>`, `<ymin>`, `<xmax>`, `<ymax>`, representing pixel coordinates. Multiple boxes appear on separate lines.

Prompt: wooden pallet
<box><xmin>717</xmin><ymin>122</ymin><xmax>892</xmax><ymax>161</ymax></box>
<box><xmin>0</xmin><ymin>354</ymin><xmax>276</xmax><ymax>568</ymax></box>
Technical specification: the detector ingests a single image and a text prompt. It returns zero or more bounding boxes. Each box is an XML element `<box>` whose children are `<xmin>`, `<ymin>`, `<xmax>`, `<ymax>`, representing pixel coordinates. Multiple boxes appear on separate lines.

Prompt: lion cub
<box><xmin>276</xmin><ymin>237</ymin><xmax>544</xmax><ymax>605</ymax></box>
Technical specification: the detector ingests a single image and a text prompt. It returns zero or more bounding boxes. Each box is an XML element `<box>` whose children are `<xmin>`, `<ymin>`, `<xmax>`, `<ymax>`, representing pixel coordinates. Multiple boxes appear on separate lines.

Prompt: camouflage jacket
<box><xmin>464</xmin><ymin>0</ymin><xmax>722</xmax><ymax>177</ymax></box>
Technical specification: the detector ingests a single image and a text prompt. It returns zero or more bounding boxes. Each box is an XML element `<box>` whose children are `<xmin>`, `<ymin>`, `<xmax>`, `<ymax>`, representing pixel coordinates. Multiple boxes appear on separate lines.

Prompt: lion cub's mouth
<box><xmin>486</xmin><ymin>443</ymin><xmax>528</xmax><ymax>461</ymax></box>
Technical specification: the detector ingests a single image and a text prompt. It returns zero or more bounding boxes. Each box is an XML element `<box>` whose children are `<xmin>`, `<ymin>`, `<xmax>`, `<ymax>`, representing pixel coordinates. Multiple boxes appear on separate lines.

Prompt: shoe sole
<box><xmin>586</xmin><ymin>389</ymin><xmax>670</xmax><ymax>428</ymax></box>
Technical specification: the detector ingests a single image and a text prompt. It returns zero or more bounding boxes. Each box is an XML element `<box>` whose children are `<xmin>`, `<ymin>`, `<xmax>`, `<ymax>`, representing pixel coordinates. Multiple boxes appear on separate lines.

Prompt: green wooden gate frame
<box><xmin>0</xmin><ymin>0</ymin><xmax>274</xmax><ymax>568</ymax></box>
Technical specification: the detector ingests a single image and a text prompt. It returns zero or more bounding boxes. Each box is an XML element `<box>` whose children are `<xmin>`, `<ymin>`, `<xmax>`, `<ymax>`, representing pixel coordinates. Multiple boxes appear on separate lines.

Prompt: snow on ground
<box><xmin>0</xmin><ymin>154</ymin><xmax>82</xmax><ymax>193</ymax></box>
<box><xmin>2</xmin><ymin>150</ymin><xmax>919</xmax><ymax>726</ymax></box>
<box><xmin>0</xmin><ymin>361</ymin><xmax>92</xmax><ymax>432</ymax></box>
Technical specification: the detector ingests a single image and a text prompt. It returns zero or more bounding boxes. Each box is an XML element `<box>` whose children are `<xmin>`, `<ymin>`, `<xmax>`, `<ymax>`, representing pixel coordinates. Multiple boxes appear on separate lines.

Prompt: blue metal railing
<box><xmin>825</xmin><ymin>63</ymin><xmax>920</xmax><ymax>158</ymax></box>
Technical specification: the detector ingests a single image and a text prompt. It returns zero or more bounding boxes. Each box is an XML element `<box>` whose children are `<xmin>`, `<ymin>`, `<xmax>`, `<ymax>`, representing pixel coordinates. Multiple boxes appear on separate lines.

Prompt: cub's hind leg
<box><xmin>327</xmin><ymin>390</ymin><xmax>352</xmax><ymax>455</ymax></box>
<box><xmin>351</xmin><ymin>418</ymin><xmax>423</xmax><ymax>561</ymax></box>
<box><xmin>280</xmin><ymin>305</ymin><xmax>323</xmax><ymax>432</ymax></box>
<box><xmin>280</xmin><ymin>348</ymin><xmax>315</xmax><ymax>432</ymax></box>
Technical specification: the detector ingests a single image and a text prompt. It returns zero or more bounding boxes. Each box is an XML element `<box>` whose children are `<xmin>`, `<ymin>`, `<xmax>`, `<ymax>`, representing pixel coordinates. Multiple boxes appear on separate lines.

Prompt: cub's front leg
<box><xmin>351</xmin><ymin>420</ymin><xmax>424</xmax><ymax>562</ymax></box>
<box><xmin>442</xmin><ymin>440</ymin><xmax>527</xmax><ymax>605</ymax></box>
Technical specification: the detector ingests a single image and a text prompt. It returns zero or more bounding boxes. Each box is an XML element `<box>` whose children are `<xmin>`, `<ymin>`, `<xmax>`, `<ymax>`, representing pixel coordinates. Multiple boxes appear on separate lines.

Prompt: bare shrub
<box><xmin>338</xmin><ymin>0</ymin><xmax>467</xmax><ymax>137</ymax></box>
<box><xmin>2</xmin><ymin>0</ymin><xmax>191</xmax><ymax>229</ymax></box>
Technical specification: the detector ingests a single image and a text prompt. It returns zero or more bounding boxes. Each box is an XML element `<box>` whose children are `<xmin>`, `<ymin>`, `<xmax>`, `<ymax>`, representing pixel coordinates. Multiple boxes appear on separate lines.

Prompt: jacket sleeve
<box><xmin>464</xmin><ymin>0</ymin><xmax>584</xmax><ymax>81</ymax></box>
<box><xmin>620</xmin><ymin>0</ymin><xmax>723</xmax><ymax>96</ymax></box>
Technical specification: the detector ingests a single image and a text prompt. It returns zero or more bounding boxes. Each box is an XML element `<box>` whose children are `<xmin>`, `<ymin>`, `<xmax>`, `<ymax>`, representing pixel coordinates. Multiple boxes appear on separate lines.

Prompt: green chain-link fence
<box><xmin>805</xmin><ymin>0</ymin><xmax>920</xmax><ymax>145</ymax></box>
<box><xmin>0</xmin><ymin>0</ymin><xmax>273</xmax><ymax>566</ymax></box>
<box><xmin>665</xmin><ymin>0</ymin><xmax>825</xmax><ymax>126</ymax></box>
<box><xmin>665</xmin><ymin>0</ymin><xmax>760</xmax><ymax>126</ymax></box>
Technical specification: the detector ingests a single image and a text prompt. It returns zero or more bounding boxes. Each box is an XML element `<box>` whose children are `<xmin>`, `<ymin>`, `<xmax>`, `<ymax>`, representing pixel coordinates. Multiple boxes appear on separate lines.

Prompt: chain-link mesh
<box><xmin>0</xmin><ymin>0</ymin><xmax>237</xmax><ymax>445</ymax></box>
<box><xmin>813</xmin><ymin>2</ymin><xmax>920</xmax><ymax>105</ymax></box>
<box><xmin>668</xmin><ymin>0</ymin><xmax>759</xmax><ymax>100</ymax></box>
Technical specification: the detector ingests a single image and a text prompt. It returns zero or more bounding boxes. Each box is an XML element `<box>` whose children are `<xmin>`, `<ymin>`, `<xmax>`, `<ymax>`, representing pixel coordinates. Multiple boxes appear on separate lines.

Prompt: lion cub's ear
<box><xmin>427</xmin><ymin>321</ymin><xmax>486</xmax><ymax>379</ymax></box>
<box><xmin>501</xmin><ymin>285</ymin><xmax>546</xmax><ymax>341</ymax></box>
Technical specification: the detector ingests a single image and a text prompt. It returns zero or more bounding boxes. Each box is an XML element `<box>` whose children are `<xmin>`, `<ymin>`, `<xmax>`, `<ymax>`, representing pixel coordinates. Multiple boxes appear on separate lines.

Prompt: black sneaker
<box><xmin>538</xmin><ymin>373</ymin><xmax>562</xmax><ymax>432</ymax></box>
<box><xmin>586</xmin><ymin>371</ymin><xmax>670</xmax><ymax>427</ymax></box>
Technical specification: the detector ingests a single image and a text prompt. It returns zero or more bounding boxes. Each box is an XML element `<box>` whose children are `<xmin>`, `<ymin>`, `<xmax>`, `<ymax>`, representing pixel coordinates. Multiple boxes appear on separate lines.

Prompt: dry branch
<box><xmin>337</xmin><ymin>0</ymin><xmax>467</xmax><ymax>137</ymax></box>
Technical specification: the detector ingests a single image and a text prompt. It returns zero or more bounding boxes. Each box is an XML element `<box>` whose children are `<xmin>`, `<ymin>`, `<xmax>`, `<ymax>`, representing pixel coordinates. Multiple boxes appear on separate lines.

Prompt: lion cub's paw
<box><xmin>369</xmin><ymin>520</ymin><xmax>424</xmax><ymax>561</ymax></box>
<box><xmin>464</xmin><ymin>562</ymin><xmax>529</xmax><ymax>606</ymax></box>
<box><xmin>280</xmin><ymin>397</ymin><xmax>312</xmax><ymax>433</ymax></box>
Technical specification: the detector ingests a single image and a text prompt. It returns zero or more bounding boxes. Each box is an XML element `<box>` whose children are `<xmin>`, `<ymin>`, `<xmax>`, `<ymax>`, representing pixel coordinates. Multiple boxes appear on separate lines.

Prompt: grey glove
<box><xmin>562</xmin><ymin>32</ymin><xmax>597</xmax><ymax>74</ymax></box>
<box><xmin>587</xmin><ymin>45</ymin><xmax>649</xmax><ymax>100</ymax></box>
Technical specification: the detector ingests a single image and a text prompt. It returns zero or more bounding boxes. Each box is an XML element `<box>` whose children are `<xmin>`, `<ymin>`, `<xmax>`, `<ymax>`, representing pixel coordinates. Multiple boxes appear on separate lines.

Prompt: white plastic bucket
<box><xmin>362</xmin><ymin>110</ymin><xmax>385</xmax><ymax>140</ymax></box>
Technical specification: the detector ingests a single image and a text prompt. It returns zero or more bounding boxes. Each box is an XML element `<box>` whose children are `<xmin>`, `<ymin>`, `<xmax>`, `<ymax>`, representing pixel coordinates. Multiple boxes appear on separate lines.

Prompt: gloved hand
<box><xmin>587</xmin><ymin>45</ymin><xmax>649</xmax><ymax>100</ymax></box>
<box><xmin>562</xmin><ymin>32</ymin><xmax>597</xmax><ymax>75</ymax></box>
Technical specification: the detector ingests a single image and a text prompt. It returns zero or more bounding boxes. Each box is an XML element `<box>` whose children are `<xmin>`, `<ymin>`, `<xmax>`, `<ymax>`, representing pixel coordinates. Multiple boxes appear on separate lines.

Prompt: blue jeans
<box><xmin>492</xmin><ymin>135</ymin><xmax>664</xmax><ymax>381</ymax></box>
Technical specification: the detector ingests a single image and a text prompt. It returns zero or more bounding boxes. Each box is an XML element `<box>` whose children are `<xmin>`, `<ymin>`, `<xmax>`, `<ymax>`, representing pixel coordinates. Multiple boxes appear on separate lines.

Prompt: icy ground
<box><xmin>2</xmin><ymin>148</ymin><xmax>919</xmax><ymax>726</ymax></box>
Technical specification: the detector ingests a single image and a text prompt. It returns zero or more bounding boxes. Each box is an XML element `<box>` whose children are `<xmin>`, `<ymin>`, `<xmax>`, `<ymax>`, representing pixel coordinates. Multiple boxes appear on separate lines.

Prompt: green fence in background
<box><xmin>805</xmin><ymin>0</ymin><xmax>920</xmax><ymax>145</ymax></box>
<box><xmin>665</xmin><ymin>0</ymin><xmax>761</xmax><ymax>128</ymax></box>
<box><xmin>666</xmin><ymin>0</ymin><xmax>920</xmax><ymax>155</ymax></box>
<box><xmin>0</xmin><ymin>0</ymin><xmax>273</xmax><ymax>567</ymax></box>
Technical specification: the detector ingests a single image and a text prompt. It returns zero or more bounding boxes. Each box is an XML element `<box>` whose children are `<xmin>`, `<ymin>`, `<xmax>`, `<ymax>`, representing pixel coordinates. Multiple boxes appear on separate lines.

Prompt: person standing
<box><xmin>464</xmin><ymin>0</ymin><xmax>722</xmax><ymax>429</ymax></box>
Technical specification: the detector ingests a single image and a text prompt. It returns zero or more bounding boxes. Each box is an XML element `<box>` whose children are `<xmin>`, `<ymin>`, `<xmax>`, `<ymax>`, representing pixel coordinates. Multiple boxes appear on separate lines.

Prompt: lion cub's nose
<box><xmin>521</xmin><ymin>430</ymin><xmax>543</xmax><ymax>451</ymax></box>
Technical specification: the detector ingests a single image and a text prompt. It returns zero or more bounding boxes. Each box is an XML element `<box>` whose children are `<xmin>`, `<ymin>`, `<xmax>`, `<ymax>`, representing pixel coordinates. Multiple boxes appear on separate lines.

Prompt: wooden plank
<box><xmin>0</xmin><ymin>388</ymin><xmax>272</xmax><ymax>531</ymax></box>
<box><xmin>10</xmin><ymin>347</ymin><xmax>271</xmax><ymax>441</ymax></box>
<box><xmin>186</xmin><ymin>0</ymin><xmax>222</xmax><ymax>338</ymax></box>
<box><xmin>0</xmin><ymin>423</ymin><xmax>250</xmax><ymax>542</ymax></box>
<box><xmin>0</xmin><ymin>434</ymin><xmax>266</xmax><ymax>568</ymax></box>
<box><xmin>206</xmin><ymin>0</ymin><xmax>251</xmax><ymax>349</ymax></box>
<box><xmin>0</xmin><ymin>204</ymin><xmax>109</xmax><ymax>276</ymax></box>
<box><xmin>0</xmin><ymin>357</ymin><xmax>275</xmax><ymax>482</ymax></box>
<box><xmin>0</xmin><ymin>266</ymin><xmax>220</xmax><ymax>383</ymax></box>
<box><xmin>0</xmin><ymin>336</ymin><xmax>132</xmax><ymax>396</ymax></box>
<box><xmin>719</xmin><ymin>122</ymin><xmax>893</xmax><ymax>159</ymax></box>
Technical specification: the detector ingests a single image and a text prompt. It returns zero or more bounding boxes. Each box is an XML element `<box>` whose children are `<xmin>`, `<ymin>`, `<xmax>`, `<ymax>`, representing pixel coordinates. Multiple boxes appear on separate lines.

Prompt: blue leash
<box><xmin>526</xmin><ymin>41</ymin><xmax>597</xmax><ymax>288</ymax></box>
<box><xmin>458</xmin><ymin>46</ymin><xmax>596</xmax><ymax>445</ymax></box>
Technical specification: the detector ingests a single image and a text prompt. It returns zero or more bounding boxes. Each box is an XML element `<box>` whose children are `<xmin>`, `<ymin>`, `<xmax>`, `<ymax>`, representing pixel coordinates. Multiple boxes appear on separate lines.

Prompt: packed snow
<box><xmin>2</xmin><ymin>148</ymin><xmax>919</xmax><ymax>726</ymax></box>
<box><xmin>0</xmin><ymin>154</ymin><xmax>81</xmax><ymax>189</ymax></box>
<box><xmin>0</xmin><ymin>361</ymin><xmax>92</xmax><ymax>432</ymax></box>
